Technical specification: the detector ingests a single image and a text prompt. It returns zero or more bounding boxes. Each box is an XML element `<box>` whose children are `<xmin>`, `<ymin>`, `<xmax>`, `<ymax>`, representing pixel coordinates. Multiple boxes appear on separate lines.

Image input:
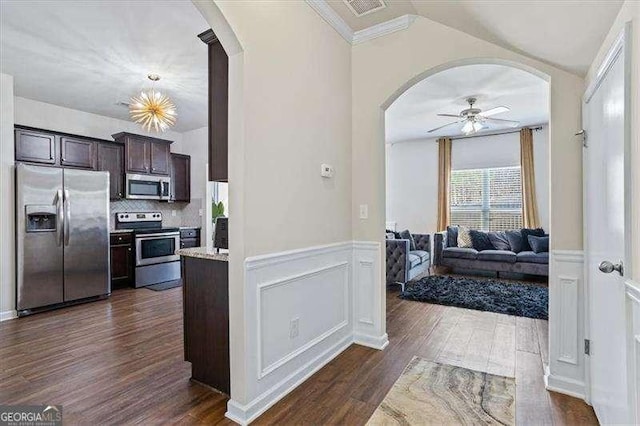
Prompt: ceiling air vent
<box><xmin>343</xmin><ymin>0</ymin><xmax>386</xmax><ymax>17</ymax></box>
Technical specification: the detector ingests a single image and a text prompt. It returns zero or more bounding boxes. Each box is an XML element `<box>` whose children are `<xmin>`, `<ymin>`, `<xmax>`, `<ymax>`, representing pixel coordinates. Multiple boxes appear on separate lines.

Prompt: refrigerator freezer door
<box><xmin>63</xmin><ymin>168</ymin><xmax>110</xmax><ymax>301</ymax></box>
<box><xmin>16</xmin><ymin>164</ymin><xmax>64</xmax><ymax>311</ymax></box>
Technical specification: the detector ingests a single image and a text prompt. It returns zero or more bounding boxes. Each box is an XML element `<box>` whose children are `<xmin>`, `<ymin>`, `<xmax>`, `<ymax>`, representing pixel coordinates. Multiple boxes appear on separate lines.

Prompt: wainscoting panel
<box><xmin>227</xmin><ymin>240</ymin><xmax>386</xmax><ymax>425</ymax></box>
<box><xmin>546</xmin><ymin>250</ymin><xmax>586</xmax><ymax>399</ymax></box>
<box><xmin>625</xmin><ymin>280</ymin><xmax>640</xmax><ymax>424</ymax></box>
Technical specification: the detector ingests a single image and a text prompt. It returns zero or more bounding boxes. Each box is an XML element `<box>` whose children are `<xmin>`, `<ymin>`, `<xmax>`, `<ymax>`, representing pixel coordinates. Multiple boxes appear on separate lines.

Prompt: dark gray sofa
<box><xmin>433</xmin><ymin>231</ymin><xmax>548</xmax><ymax>277</ymax></box>
<box><xmin>386</xmin><ymin>233</ymin><xmax>431</xmax><ymax>291</ymax></box>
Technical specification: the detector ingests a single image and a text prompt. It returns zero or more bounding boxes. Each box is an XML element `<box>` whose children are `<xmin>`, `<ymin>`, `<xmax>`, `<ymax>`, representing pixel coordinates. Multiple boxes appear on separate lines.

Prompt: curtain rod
<box><xmin>450</xmin><ymin>125</ymin><xmax>544</xmax><ymax>141</ymax></box>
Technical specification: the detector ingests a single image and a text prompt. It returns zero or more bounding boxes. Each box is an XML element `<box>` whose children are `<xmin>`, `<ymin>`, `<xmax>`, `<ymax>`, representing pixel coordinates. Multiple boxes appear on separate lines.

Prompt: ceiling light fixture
<box><xmin>130</xmin><ymin>74</ymin><xmax>177</xmax><ymax>132</ymax></box>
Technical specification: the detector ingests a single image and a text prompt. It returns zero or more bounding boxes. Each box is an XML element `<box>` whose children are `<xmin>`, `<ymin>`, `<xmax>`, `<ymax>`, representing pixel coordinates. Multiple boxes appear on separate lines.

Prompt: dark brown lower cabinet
<box><xmin>110</xmin><ymin>233</ymin><xmax>133</xmax><ymax>289</ymax></box>
<box><xmin>180</xmin><ymin>228</ymin><xmax>200</xmax><ymax>249</ymax></box>
<box><xmin>182</xmin><ymin>256</ymin><xmax>230</xmax><ymax>394</ymax></box>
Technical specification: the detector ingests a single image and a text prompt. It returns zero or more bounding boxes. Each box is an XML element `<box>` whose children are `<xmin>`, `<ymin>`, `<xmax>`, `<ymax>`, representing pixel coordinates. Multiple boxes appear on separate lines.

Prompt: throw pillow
<box><xmin>488</xmin><ymin>231</ymin><xmax>511</xmax><ymax>251</ymax></box>
<box><xmin>505</xmin><ymin>230</ymin><xmax>524</xmax><ymax>253</ymax></box>
<box><xmin>457</xmin><ymin>227</ymin><xmax>473</xmax><ymax>248</ymax></box>
<box><xmin>446</xmin><ymin>226</ymin><xmax>459</xmax><ymax>247</ymax></box>
<box><xmin>469</xmin><ymin>230</ymin><xmax>495</xmax><ymax>251</ymax></box>
<box><xmin>528</xmin><ymin>235</ymin><xmax>549</xmax><ymax>253</ymax></box>
<box><xmin>385</xmin><ymin>232</ymin><xmax>395</xmax><ymax>240</ymax></box>
<box><xmin>521</xmin><ymin>228</ymin><xmax>546</xmax><ymax>252</ymax></box>
<box><xmin>399</xmin><ymin>229</ymin><xmax>416</xmax><ymax>251</ymax></box>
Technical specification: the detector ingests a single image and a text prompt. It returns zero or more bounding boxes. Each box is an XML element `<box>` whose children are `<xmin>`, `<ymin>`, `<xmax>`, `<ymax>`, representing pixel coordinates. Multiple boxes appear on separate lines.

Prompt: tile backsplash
<box><xmin>109</xmin><ymin>198</ymin><xmax>203</xmax><ymax>230</ymax></box>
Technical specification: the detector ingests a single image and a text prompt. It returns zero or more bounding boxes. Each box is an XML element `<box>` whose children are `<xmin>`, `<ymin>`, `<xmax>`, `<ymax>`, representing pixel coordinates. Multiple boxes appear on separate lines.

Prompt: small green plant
<box><xmin>212</xmin><ymin>201</ymin><xmax>225</xmax><ymax>222</ymax></box>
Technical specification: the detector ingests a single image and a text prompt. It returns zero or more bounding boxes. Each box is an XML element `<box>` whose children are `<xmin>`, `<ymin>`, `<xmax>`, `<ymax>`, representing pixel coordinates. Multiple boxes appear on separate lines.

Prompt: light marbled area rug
<box><xmin>367</xmin><ymin>357</ymin><xmax>515</xmax><ymax>426</ymax></box>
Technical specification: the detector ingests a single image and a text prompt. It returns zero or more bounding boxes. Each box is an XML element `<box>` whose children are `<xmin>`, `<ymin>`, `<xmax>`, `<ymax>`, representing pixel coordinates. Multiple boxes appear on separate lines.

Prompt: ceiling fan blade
<box><xmin>427</xmin><ymin>120</ymin><xmax>463</xmax><ymax>133</ymax></box>
<box><xmin>484</xmin><ymin>117</ymin><xmax>520</xmax><ymax>127</ymax></box>
<box><xmin>479</xmin><ymin>106</ymin><xmax>509</xmax><ymax>117</ymax></box>
<box><xmin>437</xmin><ymin>113</ymin><xmax>461</xmax><ymax>118</ymax></box>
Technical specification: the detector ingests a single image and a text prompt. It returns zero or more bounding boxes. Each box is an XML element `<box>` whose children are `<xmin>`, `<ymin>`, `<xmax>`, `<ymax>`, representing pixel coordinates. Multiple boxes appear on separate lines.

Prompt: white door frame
<box><xmin>582</xmin><ymin>21</ymin><xmax>633</xmax><ymax>410</ymax></box>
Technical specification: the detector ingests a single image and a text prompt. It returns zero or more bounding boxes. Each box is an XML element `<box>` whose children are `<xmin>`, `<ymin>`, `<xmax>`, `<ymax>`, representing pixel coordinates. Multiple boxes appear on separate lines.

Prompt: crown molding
<box><xmin>352</xmin><ymin>14</ymin><xmax>417</xmax><ymax>45</ymax></box>
<box><xmin>305</xmin><ymin>0</ymin><xmax>416</xmax><ymax>45</ymax></box>
<box><xmin>305</xmin><ymin>0</ymin><xmax>354</xmax><ymax>43</ymax></box>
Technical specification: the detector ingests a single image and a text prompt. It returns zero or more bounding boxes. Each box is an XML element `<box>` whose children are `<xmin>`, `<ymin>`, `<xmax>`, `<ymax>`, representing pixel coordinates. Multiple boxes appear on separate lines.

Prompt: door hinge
<box><xmin>575</xmin><ymin>129</ymin><xmax>587</xmax><ymax>148</ymax></box>
<box><xmin>584</xmin><ymin>339</ymin><xmax>591</xmax><ymax>355</ymax></box>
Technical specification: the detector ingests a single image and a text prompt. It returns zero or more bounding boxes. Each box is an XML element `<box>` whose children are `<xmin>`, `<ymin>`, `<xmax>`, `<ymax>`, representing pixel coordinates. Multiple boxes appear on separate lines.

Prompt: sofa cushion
<box><xmin>505</xmin><ymin>230</ymin><xmax>524</xmax><ymax>253</ymax></box>
<box><xmin>446</xmin><ymin>226</ymin><xmax>459</xmax><ymax>247</ymax></box>
<box><xmin>443</xmin><ymin>247</ymin><xmax>478</xmax><ymax>260</ymax></box>
<box><xmin>411</xmin><ymin>250</ymin><xmax>430</xmax><ymax>263</ymax></box>
<box><xmin>517</xmin><ymin>251</ymin><xmax>549</xmax><ymax>264</ymax></box>
<box><xmin>528</xmin><ymin>235</ymin><xmax>549</xmax><ymax>253</ymax></box>
<box><xmin>399</xmin><ymin>229</ymin><xmax>416</xmax><ymax>251</ymax></box>
<box><xmin>408</xmin><ymin>253</ymin><xmax>422</xmax><ymax>268</ymax></box>
<box><xmin>477</xmin><ymin>250</ymin><xmax>517</xmax><ymax>263</ymax></box>
<box><xmin>521</xmin><ymin>228</ymin><xmax>546</xmax><ymax>251</ymax></box>
<box><xmin>457</xmin><ymin>227</ymin><xmax>473</xmax><ymax>248</ymax></box>
<box><xmin>469</xmin><ymin>230</ymin><xmax>495</xmax><ymax>251</ymax></box>
<box><xmin>488</xmin><ymin>231</ymin><xmax>510</xmax><ymax>251</ymax></box>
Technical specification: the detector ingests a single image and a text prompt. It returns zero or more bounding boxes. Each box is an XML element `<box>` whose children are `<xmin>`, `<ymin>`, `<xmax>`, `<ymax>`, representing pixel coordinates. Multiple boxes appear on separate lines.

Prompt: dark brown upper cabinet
<box><xmin>150</xmin><ymin>141</ymin><xmax>170</xmax><ymax>175</ymax></box>
<box><xmin>113</xmin><ymin>132</ymin><xmax>173</xmax><ymax>176</ymax></box>
<box><xmin>170</xmin><ymin>153</ymin><xmax>191</xmax><ymax>202</ymax></box>
<box><xmin>60</xmin><ymin>136</ymin><xmax>96</xmax><ymax>169</ymax></box>
<box><xmin>15</xmin><ymin>128</ymin><xmax>57</xmax><ymax>165</ymax></box>
<box><xmin>97</xmin><ymin>143</ymin><xmax>124</xmax><ymax>200</ymax></box>
<box><xmin>198</xmin><ymin>29</ymin><xmax>228</xmax><ymax>182</ymax></box>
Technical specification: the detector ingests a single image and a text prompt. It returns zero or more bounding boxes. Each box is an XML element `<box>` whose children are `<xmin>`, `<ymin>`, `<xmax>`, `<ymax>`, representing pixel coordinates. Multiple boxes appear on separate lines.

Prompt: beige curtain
<box><xmin>520</xmin><ymin>128</ymin><xmax>540</xmax><ymax>228</ymax></box>
<box><xmin>437</xmin><ymin>137</ymin><xmax>452</xmax><ymax>231</ymax></box>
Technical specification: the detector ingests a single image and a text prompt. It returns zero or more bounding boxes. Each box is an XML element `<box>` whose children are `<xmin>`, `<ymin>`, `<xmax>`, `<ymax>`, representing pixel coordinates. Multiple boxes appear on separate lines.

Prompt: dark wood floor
<box><xmin>0</xmin><ymin>285</ymin><xmax>597</xmax><ymax>425</ymax></box>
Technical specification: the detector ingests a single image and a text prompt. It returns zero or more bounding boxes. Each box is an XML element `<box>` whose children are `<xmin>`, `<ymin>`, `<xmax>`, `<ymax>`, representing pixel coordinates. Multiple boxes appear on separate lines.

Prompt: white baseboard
<box><xmin>353</xmin><ymin>332</ymin><xmax>389</xmax><ymax>350</ymax></box>
<box><xmin>0</xmin><ymin>309</ymin><xmax>17</xmax><ymax>321</ymax></box>
<box><xmin>545</xmin><ymin>371</ymin><xmax>587</xmax><ymax>400</ymax></box>
<box><xmin>225</xmin><ymin>335</ymin><xmax>354</xmax><ymax>425</ymax></box>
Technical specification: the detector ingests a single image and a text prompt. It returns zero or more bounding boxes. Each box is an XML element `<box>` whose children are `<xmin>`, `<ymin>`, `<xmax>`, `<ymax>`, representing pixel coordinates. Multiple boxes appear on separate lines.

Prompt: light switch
<box><xmin>171</xmin><ymin>210</ymin><xmax>177</xmax><ymax>217</ymax></box>
<box><xmin>359</xmin><ymin>204</ymin><xmax>368</xmax><ymax>219</ymax></box>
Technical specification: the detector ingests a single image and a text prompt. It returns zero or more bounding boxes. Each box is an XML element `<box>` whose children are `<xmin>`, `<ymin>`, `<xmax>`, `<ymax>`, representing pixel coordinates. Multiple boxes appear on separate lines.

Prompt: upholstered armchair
<box><xmin>385</xmin><ymin>233</ymin><xmax>431</xmax><ymax>291</ymax></box>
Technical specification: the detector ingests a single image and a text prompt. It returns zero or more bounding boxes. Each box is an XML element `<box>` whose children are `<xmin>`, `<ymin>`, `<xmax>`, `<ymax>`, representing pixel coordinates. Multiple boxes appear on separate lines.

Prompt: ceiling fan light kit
<box><xmin>428</xmin><ymin>97</ymin><xmax>519</xmax><ymax>135</ymax></box>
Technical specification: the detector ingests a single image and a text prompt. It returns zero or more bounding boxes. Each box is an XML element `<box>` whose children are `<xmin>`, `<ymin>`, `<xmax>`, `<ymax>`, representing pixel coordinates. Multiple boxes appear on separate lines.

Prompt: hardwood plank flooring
<box><xmin>0</xmin><ymin>286</ymin><xmax>597</xmax><ymax>425</ymax></box>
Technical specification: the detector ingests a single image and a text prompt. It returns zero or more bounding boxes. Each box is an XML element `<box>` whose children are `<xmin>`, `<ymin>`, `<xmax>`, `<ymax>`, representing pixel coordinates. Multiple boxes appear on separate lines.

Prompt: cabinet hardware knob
<box><xmin>118</xmin><ymin>192</ymin><xmax>122</xmax><ymax>197</ymax></box>
<box><xmin>128</xmin><ymin>248</ymin><xmax>131</xmax><ymax>251</ymax></box>
<box><xmin>118</xmin><ymin>237</ymin><xmax>122</xmax><ymax>241</ymax></box>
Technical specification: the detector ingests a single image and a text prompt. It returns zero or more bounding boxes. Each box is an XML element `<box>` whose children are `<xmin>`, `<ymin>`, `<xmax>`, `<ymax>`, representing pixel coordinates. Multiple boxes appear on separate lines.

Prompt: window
<box><xmin>450</xmin><ymin>166</ymin><xmax>523</xmax><ymax>231</ymax></box>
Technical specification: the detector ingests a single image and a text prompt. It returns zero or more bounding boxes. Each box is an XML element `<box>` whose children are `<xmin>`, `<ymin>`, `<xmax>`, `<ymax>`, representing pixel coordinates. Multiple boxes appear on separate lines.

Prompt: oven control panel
<box><xmin>116</xmin><ymin>211</ymin><xmax>162</xmax><ymax>223</ymax></box>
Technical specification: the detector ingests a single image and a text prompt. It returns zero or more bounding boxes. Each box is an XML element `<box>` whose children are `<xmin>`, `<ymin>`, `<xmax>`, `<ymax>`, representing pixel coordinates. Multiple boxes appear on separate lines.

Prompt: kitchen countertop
<box><xmin>179</xmin><ymin>226</ymin><xmax>201</xmax><ymax>230</ymax></box>
<box><xmin>176</xmin><ymin>247</ymin><xmax>228</xmax><ymax>262</ymax></box>
<box><xmin>110</xmin><ymin>229</ymin><xmax>133</xmax><ymax>234</ymax></box>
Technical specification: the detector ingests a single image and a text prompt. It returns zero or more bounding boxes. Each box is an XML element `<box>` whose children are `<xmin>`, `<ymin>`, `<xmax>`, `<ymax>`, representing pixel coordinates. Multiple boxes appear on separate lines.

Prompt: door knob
<box><xmin>598</xmin><ymin>260</ymin><xmax>624</xmax><ymax>276</ymax></box>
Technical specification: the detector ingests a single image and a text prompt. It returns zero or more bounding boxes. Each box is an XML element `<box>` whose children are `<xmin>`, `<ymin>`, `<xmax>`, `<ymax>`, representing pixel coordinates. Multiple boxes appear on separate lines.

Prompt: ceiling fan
<box><xmin>428</xmin><ymin>97</ymin><xmax>519</xmax><ymax>135</ymax></box>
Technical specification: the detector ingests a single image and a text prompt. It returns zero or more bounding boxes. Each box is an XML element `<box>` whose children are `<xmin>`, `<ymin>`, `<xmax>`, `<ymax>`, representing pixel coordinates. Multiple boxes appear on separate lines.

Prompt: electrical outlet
<box><xmin>359</xmin><ymin>204</ymin><xmax>368</xmax><ymax>219</ymax></box>
<box><xmin>289</xmin><ymin>318</ymin><xmax>299</xmax><ymax>339</ymax></box>
<box><xmin>198</xmin><ymin>209</ymin><xmax>203</xmax><ymax>217</ymax></box>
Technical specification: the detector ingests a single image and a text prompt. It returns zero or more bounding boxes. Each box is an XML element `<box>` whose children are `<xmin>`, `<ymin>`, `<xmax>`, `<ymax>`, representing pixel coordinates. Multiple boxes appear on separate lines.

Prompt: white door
<box><xmin>583</xmin><ymin>32</ymin><xmax>630</xmax><ymax>425</ymax></box>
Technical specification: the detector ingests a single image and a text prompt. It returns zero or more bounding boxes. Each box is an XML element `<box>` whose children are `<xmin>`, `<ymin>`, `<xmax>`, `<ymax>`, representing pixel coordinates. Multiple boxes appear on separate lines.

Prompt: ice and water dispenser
<box><xmin>25</xmin><ymin>205</ymin><xmax>57</xmax><ymax>232</ymax></box>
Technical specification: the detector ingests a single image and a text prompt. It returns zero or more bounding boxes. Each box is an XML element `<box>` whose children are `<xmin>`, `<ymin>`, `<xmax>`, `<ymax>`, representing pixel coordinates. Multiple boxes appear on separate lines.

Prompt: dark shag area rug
<box><xmin>400</xmin><ymin>275</ymin><xmax>548</xmax><ymax>319</ymax></box>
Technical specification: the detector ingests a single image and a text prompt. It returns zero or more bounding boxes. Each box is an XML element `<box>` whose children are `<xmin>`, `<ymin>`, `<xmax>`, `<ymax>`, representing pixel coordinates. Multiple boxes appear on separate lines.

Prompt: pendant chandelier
<box><xmin>130</xmin><ymin>74</ymin><xmax>177</xmax><ymax>132</ymax></box>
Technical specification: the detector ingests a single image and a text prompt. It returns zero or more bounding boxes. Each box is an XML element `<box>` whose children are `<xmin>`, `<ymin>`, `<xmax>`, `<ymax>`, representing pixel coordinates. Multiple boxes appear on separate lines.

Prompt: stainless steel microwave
<box><xmin>125</xmin><ymin>173</ymin><xmax>170</xmax><ymax>200</ymax></box>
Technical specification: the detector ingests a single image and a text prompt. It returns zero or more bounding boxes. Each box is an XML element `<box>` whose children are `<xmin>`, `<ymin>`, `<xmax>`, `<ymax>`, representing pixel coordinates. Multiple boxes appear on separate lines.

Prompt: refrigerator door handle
<box><xmin>56</xmin><ymin>189</ymin><xmax>64</xmax><ymax>247</ymax></box>
<box><xmin>63</xmin><ymin>189</ymin><xmax>70</xmax><ymax>246</ymax></box>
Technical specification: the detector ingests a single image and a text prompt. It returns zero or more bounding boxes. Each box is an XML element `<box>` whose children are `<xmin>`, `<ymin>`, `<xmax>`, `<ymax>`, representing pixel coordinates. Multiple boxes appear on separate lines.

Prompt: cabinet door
<box><xmin>97</xmin><ymin>143</ymin><xmax>124</xmax><ymax>199</ymax></box>
<box><xmin>125</xmin><ymin>138</ymin><xmax>149</xmax><ymax>173</ymax></box>
<box><xmin>15</xmin><ymin>129</ymin><xmax>57</xmax><ymax>165</ymax></box>
<box><xmin>208</xmin><ymin>41</ymin><xmax>228</xmax><ymax>182</ymax></box>
<box><xmin>171</xmin><ymin>154</ymin><xmax>190</xmax><ymax>202</ymax></box>
<box><xmin>150</xmin><ymin>141</ymin><xmax>170</xmax><ymax>175</ymax></box>
<box><xmin>60</xmin><ymin>136</ymin><xmax>96</xmax><ymax>169</ymax></box>
<box><xmin>110</xmin><ymin>244</ymin><xmax>133</xmax><ymax>287</ymax></box>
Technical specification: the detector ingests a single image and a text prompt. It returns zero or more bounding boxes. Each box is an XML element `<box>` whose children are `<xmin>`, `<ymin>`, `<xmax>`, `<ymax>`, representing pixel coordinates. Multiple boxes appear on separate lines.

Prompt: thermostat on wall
<box><xmin>321</xmin><ymin>164</ymin><xmax>334</xmax><ymax>178</ymax></box>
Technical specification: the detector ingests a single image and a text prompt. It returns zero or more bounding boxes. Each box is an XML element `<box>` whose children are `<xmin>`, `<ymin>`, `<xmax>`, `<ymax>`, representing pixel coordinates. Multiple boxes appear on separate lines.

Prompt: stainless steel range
<box><xmin>115</xmin><ymin>212</ymin><xmax>180</xmax><ymax>288</ymax></box>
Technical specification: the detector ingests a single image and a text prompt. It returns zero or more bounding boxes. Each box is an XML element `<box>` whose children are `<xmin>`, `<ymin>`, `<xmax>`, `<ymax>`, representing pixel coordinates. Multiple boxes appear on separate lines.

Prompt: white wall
<box><xmin>386</xmin><ymin>126</ymin><xmax>550</xmax><ymax>234</ymax></box>
<box><xmin>195</xmin><ymin>2</ymin><xmax>360</xmax><ymax>424</ymax></box>
<box><xmin>176</xmin><ymin>126</ymin><xmax>209</xmax><ymax>231</ymax></box>
<box><xmin>14</xmin><ymin>97</ymin><xmax>184</xmax><ymax>143</ymax></box>
<box><xmin>0</xmin><ymin>74</ymin><xmax>16</xmax><ymax>320</ymax></box>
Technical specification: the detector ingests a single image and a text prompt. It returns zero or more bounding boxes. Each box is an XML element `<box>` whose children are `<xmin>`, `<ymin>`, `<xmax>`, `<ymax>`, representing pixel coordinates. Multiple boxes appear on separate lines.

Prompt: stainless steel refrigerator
<box><xmin>16</xmin><ymin>163</ymin><xmax>110</xmax><ymax>315</ymax></box>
